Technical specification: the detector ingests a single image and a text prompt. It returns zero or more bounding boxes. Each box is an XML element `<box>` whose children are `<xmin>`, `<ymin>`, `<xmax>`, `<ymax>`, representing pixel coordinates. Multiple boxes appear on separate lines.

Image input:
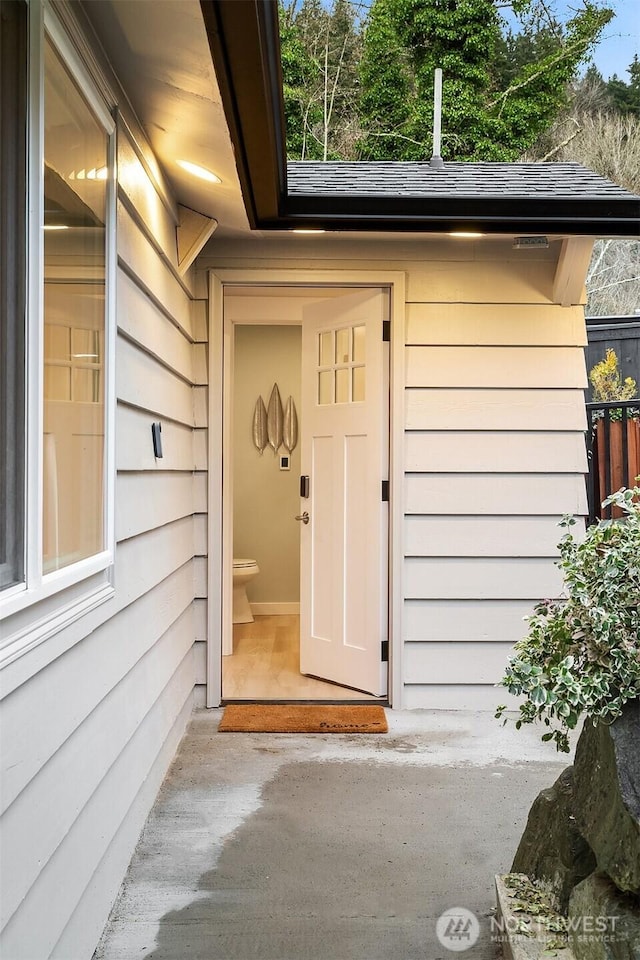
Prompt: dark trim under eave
<box><xmin>282</xmin><ymin>194</ymin><xmax>639</xmax><ymax>236</ymax></box>
<box><xmin>258</xmin><ymin>216</ymin><xmax>640</xmax><ymax>236</ymax></box>
<box><xmin>201</xmin><ymin>0</ymin><xmax>640</xmax><ymax>237</ymax></box>
<box><xmin>200</xmin><ymin>0</ymin><xmax>286</xmax><ymax>227</ymax></box>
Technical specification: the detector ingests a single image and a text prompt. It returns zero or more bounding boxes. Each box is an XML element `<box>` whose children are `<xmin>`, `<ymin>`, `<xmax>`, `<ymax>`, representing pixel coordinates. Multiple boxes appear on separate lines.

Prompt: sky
<box><xmin>583</xmin><ymin>0</ymin><xmax>639</xmax><ymax>79</ymax></box>
<box><xmin>482</xmin><ymin>0</ymin><xmax>638</xmax><ymax>80</ymax></box>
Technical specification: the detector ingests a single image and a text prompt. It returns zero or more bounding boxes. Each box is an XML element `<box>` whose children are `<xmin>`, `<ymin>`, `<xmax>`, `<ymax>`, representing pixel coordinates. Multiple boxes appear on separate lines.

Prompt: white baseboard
<box><xmin>250</xmin><ymin>602</ymin><xmax>300</xmax><ymax>616</ymax></box>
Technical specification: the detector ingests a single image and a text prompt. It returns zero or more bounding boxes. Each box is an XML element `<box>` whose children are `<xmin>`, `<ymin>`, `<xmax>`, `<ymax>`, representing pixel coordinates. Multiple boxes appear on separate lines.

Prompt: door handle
<box><xmin>295</xmin><ymin>511</ymin><xmax>310</xmax><ymax>525</ymax></box>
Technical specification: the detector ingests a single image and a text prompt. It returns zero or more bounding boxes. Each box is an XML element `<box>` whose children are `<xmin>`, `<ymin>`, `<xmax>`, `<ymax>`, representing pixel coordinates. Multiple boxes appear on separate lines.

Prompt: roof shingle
<box><xmin>287</xmin><ymin>161</ymin><xmax>639</xmax><ymax>201</ymax></box>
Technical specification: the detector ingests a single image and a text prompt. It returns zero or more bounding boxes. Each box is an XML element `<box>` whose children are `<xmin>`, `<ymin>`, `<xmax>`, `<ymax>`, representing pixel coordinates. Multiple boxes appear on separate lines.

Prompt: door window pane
<box><xmin>319</xmin><ymin>331</ymin><xmax>333</xmax><ymax>366</ymax></box>
<box><xmin>336</xmin><ymin>327</ymin><xmax>350</xmax><ymax>364</ymax></box>
<box><xmin>43</xmin><ymin>35</ymin><xmax>107</xmax><ymax>573</ymax></box>
<box><xmin>318</xmin><ymin>370</ymin><xmax>333</xmax><ymax>405</ymax></box>
<box><xmin>353</xmin><ymin>325</ymin><xmax>365</xmax><ymax>363</ymax></box>
<box><xmin>316</xmin><ymin>322</ymin><xmax>367</xmax><ymax>407</ymax></box>
<box><xmin>335</xmin><ymin>368</ymin><xmax>350</xmax><ymax>404</ymax></box>
<box><xmin>352</xmin><ymin>366</ymin><xmax>365</xmax><ymax>402</ymax></box>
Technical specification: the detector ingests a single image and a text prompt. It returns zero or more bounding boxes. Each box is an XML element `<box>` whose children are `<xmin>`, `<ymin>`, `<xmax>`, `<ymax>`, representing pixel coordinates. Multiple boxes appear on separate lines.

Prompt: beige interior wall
<box><xmin>233</xmin><ymin>324</ymin><xmax>301</xmax><ymax>603</ymax></box>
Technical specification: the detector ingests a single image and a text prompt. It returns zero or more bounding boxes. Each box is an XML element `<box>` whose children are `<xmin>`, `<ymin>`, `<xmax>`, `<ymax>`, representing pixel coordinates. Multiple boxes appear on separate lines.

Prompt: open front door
<box><xmin>300</xmin><ymin>288</ymin><xmax>389</xmax><ymax>697</ymax></box>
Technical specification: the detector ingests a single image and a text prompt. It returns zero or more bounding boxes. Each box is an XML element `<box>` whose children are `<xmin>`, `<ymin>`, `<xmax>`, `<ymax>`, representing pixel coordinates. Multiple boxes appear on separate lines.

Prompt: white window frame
<box><xmin>0</xmin><ymin>2</ymin><xmax>117</xmax><ymax>634</ymax></box>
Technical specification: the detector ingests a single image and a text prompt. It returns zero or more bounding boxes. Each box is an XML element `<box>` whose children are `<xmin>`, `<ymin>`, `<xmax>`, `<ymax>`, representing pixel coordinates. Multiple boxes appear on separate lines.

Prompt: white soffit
<box><xmin>85</xmin><ymin>0</ymin><xmax>251</xmax><ymax>239</ymax></box>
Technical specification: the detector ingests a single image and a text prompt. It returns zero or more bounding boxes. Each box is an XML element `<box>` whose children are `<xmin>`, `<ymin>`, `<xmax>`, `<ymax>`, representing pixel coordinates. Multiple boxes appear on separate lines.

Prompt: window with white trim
<box><xmin>0</xmin><ymin>0</ymin><xmax>115</xmax><ymax>624</ymax></box>
<box><xmin>0</xmin><ymin>0</ymin><xmax>28</xmax><ymax>593</ymax></box>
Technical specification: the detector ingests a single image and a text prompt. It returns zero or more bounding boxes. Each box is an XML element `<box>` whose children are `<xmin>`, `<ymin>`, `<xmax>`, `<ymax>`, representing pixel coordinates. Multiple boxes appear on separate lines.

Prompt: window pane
<box><xmin>319</xmin><ymin>331</ymin><xmax>333</xmax><ymax>367</ymax></box>
<box><xmin>0</xmin><ymin>0</ymin><xmax>27</xmax><ymax>591</ymax></box>
<box><xmin>71</xmin><ymin>327</ymin><xmax>101</xmax><ymax>361</ymax></box>
<box><xmin>72</xmin><ymin>367</ymin><xmax>100</xmax><ymax>403</ymax></box>
<box><xmin>353</xmin><ymin>325</ymin><xmax>365</xmax><ymax>363</ymax></box>
<box><xmin>335</xmin><ymin>368</ymin><xmax>349</xmax><ymax>404</ymax></box>
<box><xmin>44</xmin><ymin>366</ymin><xmax>71</xmax><ymax>402</ymax></box>
<box><xmin>353</xmin><ymin>366</ymin><xmax>365</xmax><ymax>402</ymax></box>
<box><xmin>318</xmin><ymin>370</ymin><xmax>333</xmax><ymax>405</ymax></box>
<box><xmin>336</xmin><ymin>327</ymin><xmax>350</xmax><ymax>364</ymax></box>
<box><xmin>43</xmin><ymin>36</ymin><xmax>107</xmax><ymax>573</ymax></box>
<box><xmin>45</xmin><ymin>324</ymin><xmax>70</xmax><ymax>361</ymax></box>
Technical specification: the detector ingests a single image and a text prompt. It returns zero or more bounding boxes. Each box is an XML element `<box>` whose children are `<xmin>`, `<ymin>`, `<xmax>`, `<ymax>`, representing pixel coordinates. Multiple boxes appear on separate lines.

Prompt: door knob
<box><xmin>295</xmin><ymin>511</ymin><xmax>310</xmax><ymax>524</ymax></box>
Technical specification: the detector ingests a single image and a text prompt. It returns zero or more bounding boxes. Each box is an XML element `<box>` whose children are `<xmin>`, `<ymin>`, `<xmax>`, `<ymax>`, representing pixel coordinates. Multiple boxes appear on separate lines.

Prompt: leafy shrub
<box><xmin>496</xmin><ymin>487</ymin><xmax>640</xmax><ymax>752</ymax></box>
<box><xmin>589</xmin><ymin>348</ymin><xmax>637</xmax><ymax>402</ymax></box>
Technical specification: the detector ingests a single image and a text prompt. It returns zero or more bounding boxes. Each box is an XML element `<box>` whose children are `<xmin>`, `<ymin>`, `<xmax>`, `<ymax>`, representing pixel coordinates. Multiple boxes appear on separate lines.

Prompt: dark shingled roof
<box><xmin>204</xmin><ymin>1</ymin><xmax>640</xmax><ymax>234</ymax></box>
<box><xmin>287</xmin><ymin>161</ymin><xmax>639</xmax><ymax>201</ymax></box>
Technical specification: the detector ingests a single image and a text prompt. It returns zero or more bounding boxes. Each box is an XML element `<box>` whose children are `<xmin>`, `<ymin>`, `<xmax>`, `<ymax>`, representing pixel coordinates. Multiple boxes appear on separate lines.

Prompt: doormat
<box><xmin>218</xmin><ymin>704</ymin><xmax>388</xmax><ymax>734</ymax></box>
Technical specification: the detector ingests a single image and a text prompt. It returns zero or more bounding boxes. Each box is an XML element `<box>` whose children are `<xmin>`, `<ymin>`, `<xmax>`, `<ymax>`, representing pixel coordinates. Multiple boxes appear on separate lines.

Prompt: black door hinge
<box><xmin>381</xmin><ymin>640</ymin><xmax>389</xmax><ymax>662</ymax></box>
<box><xmin>382</xmin><ymin>319</ymin><xmax>391</xmax><ymax>342</ymax></box>
<box><xmin>381</xmin><ymin>480</ymin><xmax>389</xmax><ymax>502</ymax></box>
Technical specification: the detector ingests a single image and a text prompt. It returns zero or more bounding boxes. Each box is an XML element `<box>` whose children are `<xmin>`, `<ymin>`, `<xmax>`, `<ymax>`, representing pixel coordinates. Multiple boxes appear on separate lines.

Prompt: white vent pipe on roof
<box><xmin>430</xmin><ymin>68</ymin><xmax>444</xmax><ymax>169</ymax></box>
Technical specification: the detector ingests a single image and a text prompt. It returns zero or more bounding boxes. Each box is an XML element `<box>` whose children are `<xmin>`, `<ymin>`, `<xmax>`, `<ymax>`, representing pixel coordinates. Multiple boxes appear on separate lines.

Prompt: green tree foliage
<box><xmin>279</xmin><ymin>0</ymin><xmax>362</xmax><ymax>159</ymax></box>
<box><xmin>357</xmin><ymin>0</ymin><xmax>613</xmax><ymax>160</ymax></box>
<box><xmin>279</xmin><ymin>3</ymin><xmax>324</xmax><ymax>158</ymax></box>
<box><xmin>356</xmin><ymin>0</ymin><xmax>416</xmax><ymax>158</ymax></box>
<box><xmin>607</xmin><ymin>54</ymin><xmax>640</xmax><ymax>116</ymax></box>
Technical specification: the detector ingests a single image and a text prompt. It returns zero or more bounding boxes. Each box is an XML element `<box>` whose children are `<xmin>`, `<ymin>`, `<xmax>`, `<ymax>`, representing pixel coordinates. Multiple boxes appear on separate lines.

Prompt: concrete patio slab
<box><xmin>93</xmin><ymin>709</ymin><xmax>571</xmax><ymax>960</ymax></box>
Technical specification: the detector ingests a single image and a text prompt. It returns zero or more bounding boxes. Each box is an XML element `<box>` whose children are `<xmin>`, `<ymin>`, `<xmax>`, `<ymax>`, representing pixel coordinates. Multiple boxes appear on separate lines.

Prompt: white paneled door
<box><xmin>300</xmin><ymin>289</ymin><xmax>389</xmax><ymax>696</ymax></box>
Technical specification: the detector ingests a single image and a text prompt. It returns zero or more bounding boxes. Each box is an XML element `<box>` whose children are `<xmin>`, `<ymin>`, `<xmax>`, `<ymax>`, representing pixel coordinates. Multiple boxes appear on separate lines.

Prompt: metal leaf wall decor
<box><xmin>252</xmin><ymin>396</ymin><xmax>268</xmax><ymax>454</ymax></box>
<box><xmin>267</xmin><ymin>383</ymin><xmax>283</xmax><ymax>453</ymax></box>
<box><xmin>283</xmin><ymin>396</ymin><xmax>298</xmax><ymax>453</ymax></box>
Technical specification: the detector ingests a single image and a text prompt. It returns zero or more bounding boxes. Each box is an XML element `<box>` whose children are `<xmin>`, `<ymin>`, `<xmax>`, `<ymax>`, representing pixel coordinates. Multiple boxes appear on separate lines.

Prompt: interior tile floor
<box><xmin>222</xmin><ymin>614</ymin><xmax>381</xmax><ymax>701</ymax></box>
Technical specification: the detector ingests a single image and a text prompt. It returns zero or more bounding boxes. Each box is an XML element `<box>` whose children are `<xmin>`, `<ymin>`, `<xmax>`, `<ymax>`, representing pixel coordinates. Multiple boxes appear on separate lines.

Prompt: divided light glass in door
<box><xmin>317</xmin><ymin>324</ymin><xmax>366</xmax><ymax>405</ymax></box>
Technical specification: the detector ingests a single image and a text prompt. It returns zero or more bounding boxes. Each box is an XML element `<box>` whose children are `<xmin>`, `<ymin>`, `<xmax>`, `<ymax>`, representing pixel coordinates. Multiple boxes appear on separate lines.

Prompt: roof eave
<box><xmin>260</xmin><ymin>215</ymin><xmax>640</xmax><ymax>237</ymax></box>
<box><xmin>199</xmin><ymin>0</ymin><xmax>286</xmax><ymax>227</ymax></box>
<box><xmin>282</xmin><ymin>194</ymin><xmax>640</xmax><ymax>236</ymax></box>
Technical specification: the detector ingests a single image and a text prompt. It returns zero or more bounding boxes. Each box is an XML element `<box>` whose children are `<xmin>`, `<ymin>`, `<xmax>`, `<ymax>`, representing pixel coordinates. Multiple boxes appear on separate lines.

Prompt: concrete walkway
<box><xmin>94</xmin><ymin>709</ymin><xmax>569</xmax><ymax>960</ymax></box>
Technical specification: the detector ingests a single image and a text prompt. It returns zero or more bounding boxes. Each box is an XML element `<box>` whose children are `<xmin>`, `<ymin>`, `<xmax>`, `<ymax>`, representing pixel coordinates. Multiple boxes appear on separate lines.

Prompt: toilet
<box><xmin>232</xmin><ymin>559</ymin><xmax>260</xmax><ymax>624</ymax></box>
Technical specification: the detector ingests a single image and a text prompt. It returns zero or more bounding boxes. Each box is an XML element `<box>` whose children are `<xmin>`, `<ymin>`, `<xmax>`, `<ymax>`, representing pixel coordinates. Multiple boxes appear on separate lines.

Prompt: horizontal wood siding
<box><xmin>0</xmin><ymin>98</ymin><xmax>203</xmax><ymax>960</ymax></box>
<box><xmin>403</xmin><ymin>684</ymin><xmax>519</xmax><ymax>711</ymax></box>
<box><xmin>404</xmin><ymin>557</ymin><xmax>564</xmax><ymax>599</ymax></box>
<box><xmin>405</xmin><ymin>515</ymin><xmax>571</xmax><ymax>557</ymax></box>
<box><xmin>406</xmin><ymin>389</ymin><xmax>588</xmax><ymax>431</ymax></box>
<box><xmin>404</xmin><ymin>599</ymin><xmax>537</xmax><ymax>642</ymax></box>
<box><xmin>406</xmin><ymin>303</ymin><xmax>588</xmax><ymax>346</ymax></box>
<box><xmin>405</xmin><ymin>474</ymin><xmax>587</xmax><ymax>515</ymax></box>
<box><xmin>198</xmin><ymin>241</ymin><xmax>588</xmax><ymax>710</ymax></box>
<box><xmin>404</xmin><ymin>641</ymin><xmax>516</xmax><ymax>684</ymax></box>
<box><xmin>405</xmin><ymin>432</ymin><xmax>587</xmax><ymax>473</ymax></box>
<box><xmin>404</xmin><ymin>272</ymin><xmax>586</xmax><ymax>704</ymax></box>
<box><xmin>405</xmin><ymin>346</ymin><xmax>587</xmax><ymax>388</ymax></box>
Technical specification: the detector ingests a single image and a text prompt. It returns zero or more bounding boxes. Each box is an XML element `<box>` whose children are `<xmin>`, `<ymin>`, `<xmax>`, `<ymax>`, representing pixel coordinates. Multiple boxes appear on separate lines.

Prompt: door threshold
<box><xmin>221</xmin><ymin>698</ymin><xmax>389</xmax><ymax>707</ymax></box>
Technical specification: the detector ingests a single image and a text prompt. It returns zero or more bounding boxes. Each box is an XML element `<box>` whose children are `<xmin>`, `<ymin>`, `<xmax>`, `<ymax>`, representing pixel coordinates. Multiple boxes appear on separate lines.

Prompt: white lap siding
<box><xmin>0</xmin><ymin>109</ymin><xmax>204</xmax><ymax>959</ymax></box>
<box><xmin>403</xmin><ymin>295</ymin><xmax>587</xmax><ymax>709</ymax></box>
<box><xmin>197</xmin><ymin>237</ymin><xmax>588</xmax><ymax>711</ymax></box>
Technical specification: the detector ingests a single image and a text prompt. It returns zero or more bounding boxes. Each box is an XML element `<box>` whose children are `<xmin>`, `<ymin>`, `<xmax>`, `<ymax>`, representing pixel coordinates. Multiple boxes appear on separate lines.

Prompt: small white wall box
<box><xmin>279</xmin><ymin>454</ymin><xmax>290</xmax><ymax>470</ymax></box>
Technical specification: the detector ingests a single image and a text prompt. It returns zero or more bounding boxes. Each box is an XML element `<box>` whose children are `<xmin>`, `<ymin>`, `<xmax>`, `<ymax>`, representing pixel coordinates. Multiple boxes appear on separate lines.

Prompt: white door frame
<box><xmin>206</xmin><ymin>268</ymin><xmax>406</xmax><ymax>709</ymax></box>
